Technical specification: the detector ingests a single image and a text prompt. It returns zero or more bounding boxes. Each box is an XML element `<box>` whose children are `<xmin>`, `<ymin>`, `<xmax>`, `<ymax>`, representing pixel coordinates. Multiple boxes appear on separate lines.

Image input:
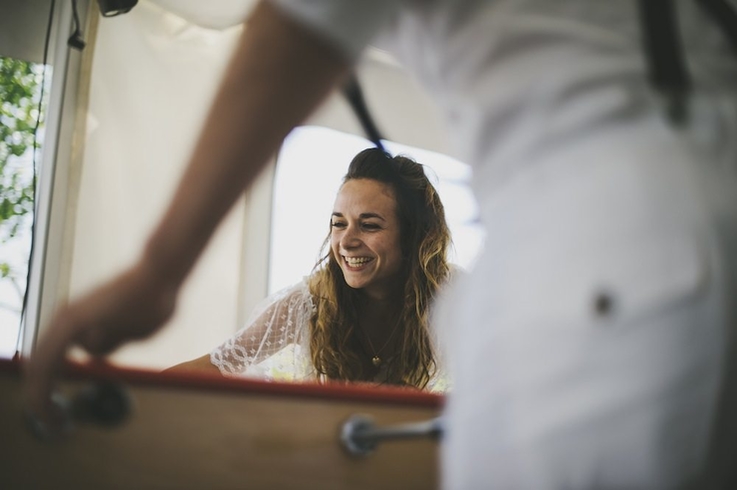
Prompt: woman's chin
<box><xmin>342</xmin><ymin>272</ymin><xmax>371</xmax><ymax>290</ymax></box>
<box><xmin>344</xmin><ymin>279</ymin><xmax>366</xmax><ymax>290</ymax></box>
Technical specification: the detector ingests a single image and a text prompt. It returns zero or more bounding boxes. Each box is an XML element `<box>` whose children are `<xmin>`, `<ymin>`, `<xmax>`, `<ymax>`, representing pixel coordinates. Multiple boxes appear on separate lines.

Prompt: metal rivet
<box><xmin>593</xmin><ymin>292</ymin><xmax>614</xmax><ymax>317</ymax></box>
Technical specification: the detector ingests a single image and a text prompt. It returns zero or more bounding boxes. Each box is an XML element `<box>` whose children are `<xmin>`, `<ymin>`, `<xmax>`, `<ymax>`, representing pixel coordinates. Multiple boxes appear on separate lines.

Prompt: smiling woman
<box><xmin>166</xmin><ymin>148</ymin><xmax>453</xmax><ymax>391</ymax></box>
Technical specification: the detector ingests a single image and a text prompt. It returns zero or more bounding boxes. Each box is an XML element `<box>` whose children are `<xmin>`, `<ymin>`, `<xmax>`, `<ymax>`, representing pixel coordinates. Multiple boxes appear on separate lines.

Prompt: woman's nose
<box><xmin>340</xmin><ymin>225</ymin><xmax>361</xmax><ymax>248</ymax></box>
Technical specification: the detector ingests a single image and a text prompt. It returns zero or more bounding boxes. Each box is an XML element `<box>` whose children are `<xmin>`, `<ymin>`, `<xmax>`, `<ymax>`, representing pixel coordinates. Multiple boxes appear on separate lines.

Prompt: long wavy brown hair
<box><xmin>308</xmin><ymin>148</ymin><xmax>451</xmax><ymax>389</ymax></box>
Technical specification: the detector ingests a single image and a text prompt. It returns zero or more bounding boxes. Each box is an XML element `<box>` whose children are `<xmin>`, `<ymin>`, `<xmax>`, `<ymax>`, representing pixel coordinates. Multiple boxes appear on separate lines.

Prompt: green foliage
<box><xmin>1</xmin><ymin>56</ymin><xmax>42</xmax><ymax>241</ymax></box>
<box><xmin>1</xmin><ymin>56</ymin><xmax>45</xmax><ymax>306</ymax></box>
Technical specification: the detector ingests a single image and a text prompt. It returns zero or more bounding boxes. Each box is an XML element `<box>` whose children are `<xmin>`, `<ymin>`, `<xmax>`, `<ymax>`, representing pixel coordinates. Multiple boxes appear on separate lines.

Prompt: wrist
<box><xmin>140</xmin><ymin>233</ymin><xmax>190</xmax><ymax>294</ymax></box>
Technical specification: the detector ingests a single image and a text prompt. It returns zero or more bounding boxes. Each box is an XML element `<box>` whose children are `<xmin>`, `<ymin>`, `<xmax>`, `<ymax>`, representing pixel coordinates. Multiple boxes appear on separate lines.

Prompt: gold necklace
<box><xmin>359</xmin><ymin>322</ymin><xmax>401</xmax><ymax>367</ymax></box>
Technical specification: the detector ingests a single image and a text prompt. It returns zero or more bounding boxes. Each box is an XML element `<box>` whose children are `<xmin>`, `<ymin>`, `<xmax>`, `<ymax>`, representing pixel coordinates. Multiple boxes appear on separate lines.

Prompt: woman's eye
<box><xmin>362</xmin><ymin>223</ymin><xmax>381</xmax><ymax>230</ymax></box>
<box><xmin>331</xmin><ymin>221</ymin><xmax>346</xmax><ymax>228</ymax></box>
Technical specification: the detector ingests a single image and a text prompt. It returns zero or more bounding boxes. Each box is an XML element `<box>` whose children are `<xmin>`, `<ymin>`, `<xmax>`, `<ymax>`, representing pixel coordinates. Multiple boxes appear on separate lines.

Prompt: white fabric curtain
<box><xmin>66</xmin><ymin>0</ymin><xmax>447</xmax><ymax>370</ymax></box>
<box><xmin>70</xmin><ymin>1</ymin><xmax>250</xmax><ymax>369</ymax></box>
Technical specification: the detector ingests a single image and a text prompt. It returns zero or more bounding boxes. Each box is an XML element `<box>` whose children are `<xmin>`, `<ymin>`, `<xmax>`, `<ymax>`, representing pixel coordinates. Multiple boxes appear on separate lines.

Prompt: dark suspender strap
<box><xmin>637</xmin><ymin>0</ymin><xmax>692</xmax><ymax>124</ymax></box>
<box><xmin>695</xmin><ymin>0</ymin><xmax>737</xmax><ymax>53</ymax></box>
<box><xmin>342</xmin><ymin>73</ymin><xmax>387</xmax><ymax>153</ymax></box>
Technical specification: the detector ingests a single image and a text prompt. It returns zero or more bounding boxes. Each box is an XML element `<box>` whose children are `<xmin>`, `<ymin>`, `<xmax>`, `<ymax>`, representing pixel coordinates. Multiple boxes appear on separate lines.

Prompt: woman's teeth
<box><xmin>345</xmin><ymin>257</ymin><xmax>371</xmax><ymax>267</ymax></box>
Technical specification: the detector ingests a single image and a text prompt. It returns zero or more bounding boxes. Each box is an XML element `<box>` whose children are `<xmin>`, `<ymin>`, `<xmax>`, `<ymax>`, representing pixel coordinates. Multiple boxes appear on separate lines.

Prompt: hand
<box><xmin>23</xmin><ymin>260</ymin><xmax>178</xmax><ymax>433</ymax></box>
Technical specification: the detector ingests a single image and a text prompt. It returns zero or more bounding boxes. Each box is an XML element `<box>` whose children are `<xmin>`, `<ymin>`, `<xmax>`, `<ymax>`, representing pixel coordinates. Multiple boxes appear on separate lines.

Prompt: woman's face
<box><xmin>330</xmin><ymin>178</ymin><xmax>403</xmax><ymax>300</ymax></box>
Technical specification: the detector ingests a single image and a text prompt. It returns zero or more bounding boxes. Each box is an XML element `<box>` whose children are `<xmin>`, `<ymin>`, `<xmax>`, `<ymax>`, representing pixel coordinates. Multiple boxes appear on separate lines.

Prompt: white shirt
<box><xmin>269</xmin><ymin>1</ymin><xmax>737</xmax><ymax>488</ymax></box>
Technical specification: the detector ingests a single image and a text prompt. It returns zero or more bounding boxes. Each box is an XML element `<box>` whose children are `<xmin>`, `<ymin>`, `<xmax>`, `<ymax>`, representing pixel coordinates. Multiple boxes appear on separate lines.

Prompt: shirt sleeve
<box><xmin>210</xmin><ymin>279</ymin><xmax>315</xmax><ymax>376</ymax></box>
<box><xmin>269</xmin><ymin>0</ymin><xmax>400</xmax><ymax>61</ymax></box>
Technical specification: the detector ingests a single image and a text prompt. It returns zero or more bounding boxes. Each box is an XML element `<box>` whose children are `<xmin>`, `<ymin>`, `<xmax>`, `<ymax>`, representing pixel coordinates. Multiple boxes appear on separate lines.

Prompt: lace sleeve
<box><xmin>210</xmin><ymin>279</ymin><xmax>316</xmax><ymax>380</ymax></box>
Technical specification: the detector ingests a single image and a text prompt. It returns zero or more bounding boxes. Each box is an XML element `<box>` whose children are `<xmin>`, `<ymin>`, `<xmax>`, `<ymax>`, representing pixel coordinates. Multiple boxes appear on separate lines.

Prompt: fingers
<box><xmin>22</xmin><ymin>307</ymin><xmax>83</xmax><ymax>434</ymax></box>
<box><xmin>76</xmin><ymin>320</ymin><xmax>131</xmax><ymax>357</ymax></box>
<box><xmin>22</xmin><ymin>265</ymin><xmax>178</xmax><ymax>435</ymax></box>
<box><xmin>74</xmin><ymin>292</ymin><xmax>175</xmax><ymax>357</ymax></box>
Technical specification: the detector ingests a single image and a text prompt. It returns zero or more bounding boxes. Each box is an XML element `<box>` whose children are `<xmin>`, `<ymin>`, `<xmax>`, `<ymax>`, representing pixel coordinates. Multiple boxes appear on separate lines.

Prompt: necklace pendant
<box><xmin>372</xmin><ymin>356</ymin><xmax>381</xmax><ymax>367</ymax></box>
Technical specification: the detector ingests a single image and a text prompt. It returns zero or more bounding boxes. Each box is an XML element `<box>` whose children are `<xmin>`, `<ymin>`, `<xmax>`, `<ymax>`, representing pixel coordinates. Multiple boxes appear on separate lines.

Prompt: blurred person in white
<box><xmin>26</xmin><ymin>1</ymin><xmax>737</xmax><ymax>488</ymax></box>
<box><xmin>165</xmin><ymin>148</ymin><xmax>452</xmax><ymax>392</ymax></box>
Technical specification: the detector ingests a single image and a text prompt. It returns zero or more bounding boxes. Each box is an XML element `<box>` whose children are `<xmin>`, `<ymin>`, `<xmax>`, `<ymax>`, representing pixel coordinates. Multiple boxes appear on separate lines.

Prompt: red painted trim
<box><xmin>0</xmin><ymin>358</ymin><xmax>444</xmax><ymax>408</ymax></box>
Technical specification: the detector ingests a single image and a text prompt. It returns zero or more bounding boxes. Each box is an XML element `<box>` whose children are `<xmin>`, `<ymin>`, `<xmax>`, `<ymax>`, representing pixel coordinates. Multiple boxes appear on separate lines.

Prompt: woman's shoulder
<box><xmin>266</xmin><ymin>276</ymin><xmax>313</xmax><ymax>301</ymax></box>
<box><xmin>243</xmin><ymin>276</ymin><xmax>315</xmax><ymax>323</ymax></box>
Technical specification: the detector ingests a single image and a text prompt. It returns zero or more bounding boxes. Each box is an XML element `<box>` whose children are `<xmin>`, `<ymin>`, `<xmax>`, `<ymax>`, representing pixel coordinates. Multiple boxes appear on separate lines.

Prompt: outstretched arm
<box><xmin>163</xmin><ymin>355</ymin><xmax>219</xmax><ymax>375</ymax></box>
<box><xmin>24</xmin><ymin>0</ymin><xmax>351</xmax><ymax>426</ymax></box>
<box><xmin>164</xmin><ymin>281</ymin><xmax>313</xmax><ymax>377</ymax></box>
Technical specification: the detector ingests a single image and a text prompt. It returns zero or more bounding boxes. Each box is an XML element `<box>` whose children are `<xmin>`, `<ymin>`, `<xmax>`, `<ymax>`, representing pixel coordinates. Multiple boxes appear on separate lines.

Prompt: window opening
<box><xmin>268</xmin><ymin>126</ymin><xmax>484</xmax><ymax>295</ymax></box>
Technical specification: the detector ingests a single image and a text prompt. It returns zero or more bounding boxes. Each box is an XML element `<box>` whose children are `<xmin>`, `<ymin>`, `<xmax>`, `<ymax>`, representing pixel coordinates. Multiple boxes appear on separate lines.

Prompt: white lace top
<box><xmin>210</xmin><ymin>278</ymin><xmax>316</xmax><ymax>383</ymax></box>
<box><xmin>210</xmin><ymin>276</ymin><xmax>449</xmax><ymax>392</ymax></box>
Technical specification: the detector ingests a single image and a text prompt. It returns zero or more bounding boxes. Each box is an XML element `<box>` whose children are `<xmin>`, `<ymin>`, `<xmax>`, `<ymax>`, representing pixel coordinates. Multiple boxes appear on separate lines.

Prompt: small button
<box><xmin>593</xmin><ymin>291</ymin><xmax>614</xmax><ymax>317</ymax></box>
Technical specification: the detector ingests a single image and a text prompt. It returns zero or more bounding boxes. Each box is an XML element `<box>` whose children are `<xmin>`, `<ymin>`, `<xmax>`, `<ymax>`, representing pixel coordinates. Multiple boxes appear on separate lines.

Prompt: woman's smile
<box><xmin>342</xmin><ymin>255</ymin><xmax>375</xmax><ymax>269</ymax></box>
